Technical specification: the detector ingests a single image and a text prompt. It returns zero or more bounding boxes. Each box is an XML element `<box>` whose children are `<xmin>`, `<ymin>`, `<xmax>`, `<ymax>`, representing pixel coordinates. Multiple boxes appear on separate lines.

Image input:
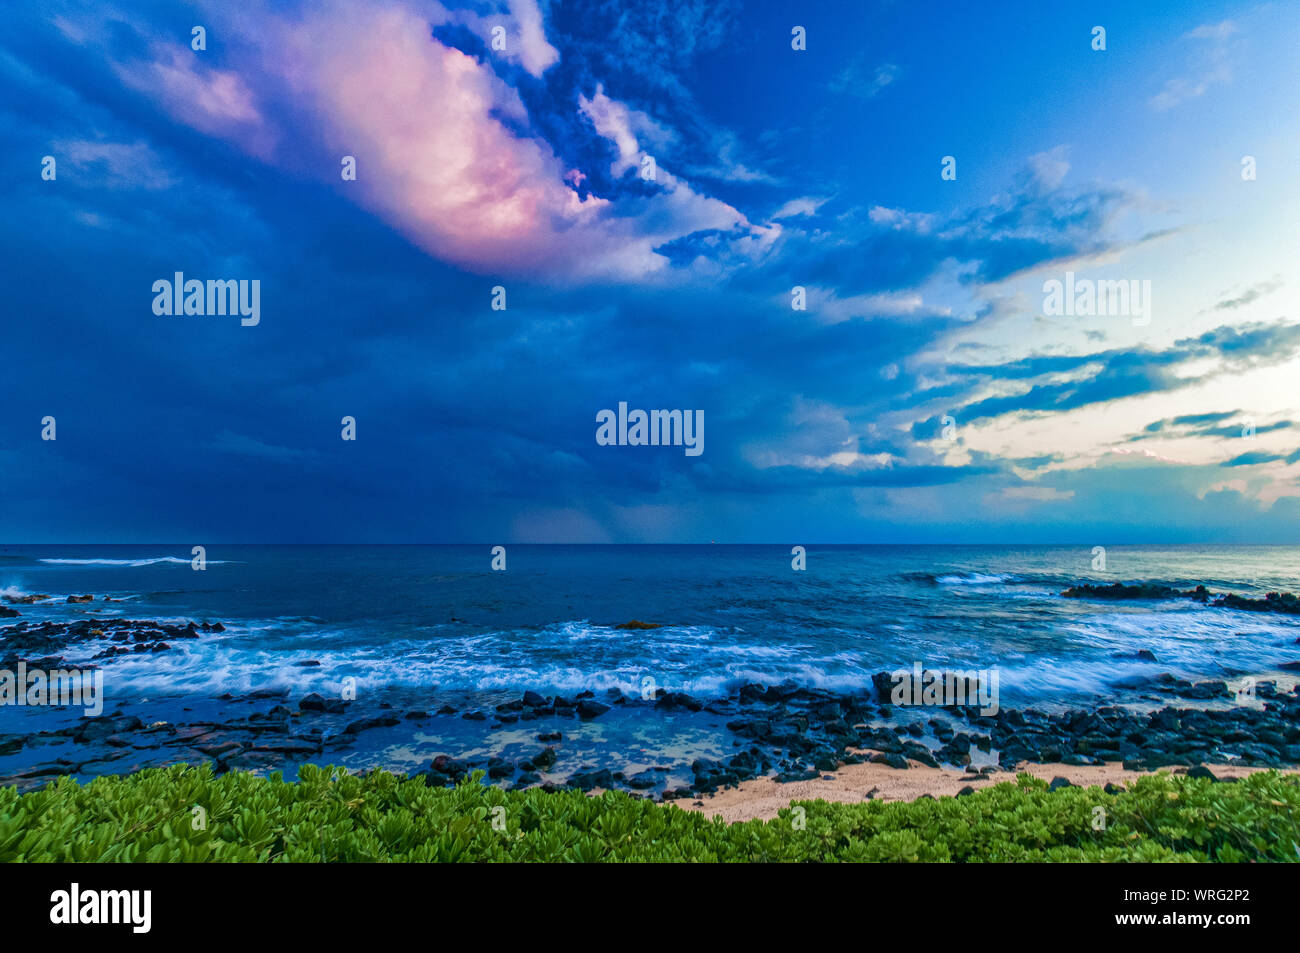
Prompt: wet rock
<box><xmin>66</xmin><ymin>595</ymin><xmax>94</xmax><ymax>604</ymax></box>
<box><xmin>343</xmin><ymin>715</ymin><xmax>401</xmax><ymax>734</ymax></box>
<box><xmin>577</xmin><ymin>699</ymin><xmax>611</xmax><ymax>719</ymax></box>
<box><xmin>568</xmin><ymin>767</ymin><xmax>615</xmax><ymax>791</ymax></box>
<box><xmin>654</xmin><ymin>691</ymin><xmax>702</xmax><ymax>712</ymax></box>
<box><xmin>299</xmin><ymin>693</ymin><xmax>347</xmax><ymax>714</ymax></box>
<box><xmin>614</xmin><ymin>620</ymin><xmax>661</xmax><ymax>630</ymax></box>
<box><xmin>247</xmin><ymin>688</ymin><xmax>289</xmax><ymax>701</ymax></box>
<box><xmin>197</xmin><ymin>740</ymin><xmax>243</xmax><ymax>757</ymax></box>
<box><xmin>626</xmin><ymin>770</ymin><xmax>659</xmax><ymax>789</ymax></box>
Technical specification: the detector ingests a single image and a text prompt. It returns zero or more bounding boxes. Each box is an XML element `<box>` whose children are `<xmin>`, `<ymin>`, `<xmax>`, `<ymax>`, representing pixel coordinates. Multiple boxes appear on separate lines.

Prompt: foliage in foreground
<box><xmin>2</xmin><ymin>764</ymin><xmax>1298</xmax><ymax>862</ymax></box>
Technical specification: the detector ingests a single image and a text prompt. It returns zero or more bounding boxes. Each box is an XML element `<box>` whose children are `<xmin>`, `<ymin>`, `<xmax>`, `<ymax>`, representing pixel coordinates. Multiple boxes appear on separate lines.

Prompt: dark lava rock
<box><xmin>1186</xmin><ymin>765</ymin><xmax>1218</xmax><ymax>781</ymax></box>
<box><xmin>522</xmin><ymin>690</ymin><xmax>548</xmax><ymax>707</ymax></box>
<box><xmin>0</xmin><ymin>606</ymin><xmax>19</xmax><ymax>618</ymax></box>
<box><xmin>654</xmin><ymin>691</ymin><xmax>703</xmax><ymax>712</ymax></box>
<box><xmin>427</xmin><ymin>755</ymin><xmax>469</xmax><ymax>783</ymax></box>
<box><xmin>1113</xmin><ymin>649</ymin><xmax>1158</xmax><ymax>662</ymax></box>
<box><xmin>66</xmin><ymin>594</ymin><xmax>94</xmax><ymax>604</ymax></box>
<box><xmin>957</xmin><ymin>785</ymin><xmax>976</xmax><ymax>797</ymax></box>
<box><xmin>901</xmin><ymin>742</ymin><xmax>939</xmax><ymax>768</ymax></box>
<box><xmin>462</xmin><ymin>710</ymin><xmax>487</xmax><ymax>721</ymax></box>
<box><xmin>299</xmin><ymin>693</ymin><xmax>346</xmax><ymax>714</ymax></box>
<box><xmin>577</xmin><ymin>699</ymin><xmax>611</xmax><ymax>719</ymax></box>
<box><xmin>343</xmin><ymin>715</ymin><xmax>401</xmax><ymax>734</ymax></box>
<box><xmin>870</xmin><ymin>752</ymin><xmax>909</xmax><ymax>770</ymax></box>
<box><xmin>1062</xmin><ymin>582</ymin><xmax>1205</xmax><ymax>601</ymax></box>
<box><xmin>247</xmin><ymin>688</ymin><xmax>289</xmax><ymax>701</ymax></box>
<box><xmin>626</xmin><ymin>770</ymin><xmax>659</xmax><ymax>789</ymax></box>
<box><xmin>614</xmin><ymin>620</ymin><xmax>662</xmax><ymax>630</ymax></box>
<box><xmin>568</xmin><ymin>768</ymin><xmax>615</xmax><ymax>791</ymax></box>
<box><xmin>1048</xmin><ymin>776</ymin><xmax>1073</xmax><ymax>791</ymax></box>
<box><xmin>775</xmin><ymin>767</ymin><xmax>819</xmax><ymax>783</ymax></box>
<box><xmin>537</xmin><ymin>731</ymin><xmax>562</xmax><ymax>742</ymax></box>
<box><xmin>486</xmin><ymin>759</ymin><xmax>513</xmax><ymax>779</ymax></box>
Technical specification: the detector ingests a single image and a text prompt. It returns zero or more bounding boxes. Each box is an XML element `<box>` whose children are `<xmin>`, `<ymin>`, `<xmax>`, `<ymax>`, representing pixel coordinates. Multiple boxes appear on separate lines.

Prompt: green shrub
<box><xmin>1</xmin><ymin>765</ymin><xmax>1296</xmax><ymax>862</ymax></box>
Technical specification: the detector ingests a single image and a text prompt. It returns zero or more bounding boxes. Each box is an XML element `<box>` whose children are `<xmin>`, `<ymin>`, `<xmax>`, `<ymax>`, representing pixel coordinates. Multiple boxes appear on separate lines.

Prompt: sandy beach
<box><xmin>675</xmin><ymin>757</ymin><xmax>1300</xmax><ymax>823</ymax></box>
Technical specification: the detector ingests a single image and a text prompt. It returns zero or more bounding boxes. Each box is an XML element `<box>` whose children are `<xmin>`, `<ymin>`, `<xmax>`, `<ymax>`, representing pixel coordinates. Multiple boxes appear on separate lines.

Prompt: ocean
<box><xmin>2</xmin><ymin>543</ymin><xmax>1298</xmax><ymax>787</ymax></box>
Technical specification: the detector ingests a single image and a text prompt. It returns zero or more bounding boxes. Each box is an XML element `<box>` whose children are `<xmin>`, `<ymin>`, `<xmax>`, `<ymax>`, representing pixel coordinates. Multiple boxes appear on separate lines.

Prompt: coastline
<box><xmin>676</xmin><ymin>758</ymin><xmax>1299</xmax><ymax>823</ymax></box>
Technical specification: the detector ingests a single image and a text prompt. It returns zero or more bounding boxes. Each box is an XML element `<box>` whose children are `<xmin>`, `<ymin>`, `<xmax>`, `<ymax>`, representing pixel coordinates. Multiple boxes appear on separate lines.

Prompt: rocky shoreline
<box><xmin>3</xmin><ymin>588</ymin><xmax>1300</xmax><ymax>796</ymax></box>
<box><xmin>2</xmin><ymin>664</ymin><xmax>1298</xmax><ymax>797</ymax></box>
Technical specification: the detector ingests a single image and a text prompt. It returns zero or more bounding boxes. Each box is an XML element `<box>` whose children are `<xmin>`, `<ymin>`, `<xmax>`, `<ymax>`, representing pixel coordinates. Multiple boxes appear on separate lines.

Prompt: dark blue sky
<box><xmin>2</xmin><ymin>0</ymin><xmax>1298</xmax><ymax>542</ymax></box>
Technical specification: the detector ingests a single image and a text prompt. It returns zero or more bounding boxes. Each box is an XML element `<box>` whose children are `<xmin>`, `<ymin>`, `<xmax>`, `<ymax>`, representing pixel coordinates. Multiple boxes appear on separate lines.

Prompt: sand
<box><xmin>672</xmin><ymin>758</ymin><xmax>1300</xmax><ymax>824</ymax></box>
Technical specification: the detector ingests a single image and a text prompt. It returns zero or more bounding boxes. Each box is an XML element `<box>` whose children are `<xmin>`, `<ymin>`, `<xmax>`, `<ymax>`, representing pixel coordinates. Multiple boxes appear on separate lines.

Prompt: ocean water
<box><xmin>4</xmin><ymin>543</ymin><xmax>1299</xmax><ymax>711</ymax></box>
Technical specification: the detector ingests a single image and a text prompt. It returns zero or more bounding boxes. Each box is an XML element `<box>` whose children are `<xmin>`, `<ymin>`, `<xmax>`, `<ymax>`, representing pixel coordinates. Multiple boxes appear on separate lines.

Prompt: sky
<box><xmin>2</xmin><ymin>0</ymin><xmax>1299</xmax><ymax>543</ymax></box>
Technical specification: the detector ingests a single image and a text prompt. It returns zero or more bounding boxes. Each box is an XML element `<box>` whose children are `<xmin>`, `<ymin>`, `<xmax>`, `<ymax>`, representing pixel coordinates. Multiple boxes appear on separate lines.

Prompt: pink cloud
<box><xmin>112</xmin><ymin>0</ymin><xmax>764</xmax><ymax>283</ymax></box>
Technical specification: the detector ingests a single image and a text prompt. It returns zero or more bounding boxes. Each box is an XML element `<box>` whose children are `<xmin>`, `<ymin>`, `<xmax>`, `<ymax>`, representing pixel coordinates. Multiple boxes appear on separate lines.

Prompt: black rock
<box><xmin>1048</xmin><ymin>776</ymin><xmax>1073</xmax><ymax>791</ymax></box>
<box><xmin>654</xmin><ymin>691</ymin><xmax>703</xmax><ymax>712</ymax></box>
<box><xmin>522</xmin><ymin>690</ymin><xmax>548</xmax><ymax>707</ymax></box>
<box><xmin>869</xmin><ymin>752</ymin><xmax>909</xmax><ymax>770</ymax></box>
<box><xmin>568</xmin><ymin>768</ymin><xmax>615</xmax><ymax>791</ymax></box>
<box><xmin>626</xmin><ymin>770</ymin><xmax>659</xmax><ymax>789</ymax></box>
<box><xmin>576</xmin><ymin>699</ymin><xmax>611</xmax><ymax>719</ymax></box>
<box><xmin>343</xmin><ymin>715</ymin><xmax>401</xmax><ymax>734</ymax></box>
<box><xmin>1186</xmin><ymin>765</ymin><xmax>1217</xmax><ymax>781</ymax></box>
<box><xmin>299</xmin><ymin>693</ymin><xmax>346</xmax><ymax>714</ymax></box>
<box><xmin>774</xmin><ymin>767</ymin><xmax>819</xmax><ymax>783</ymax></box>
